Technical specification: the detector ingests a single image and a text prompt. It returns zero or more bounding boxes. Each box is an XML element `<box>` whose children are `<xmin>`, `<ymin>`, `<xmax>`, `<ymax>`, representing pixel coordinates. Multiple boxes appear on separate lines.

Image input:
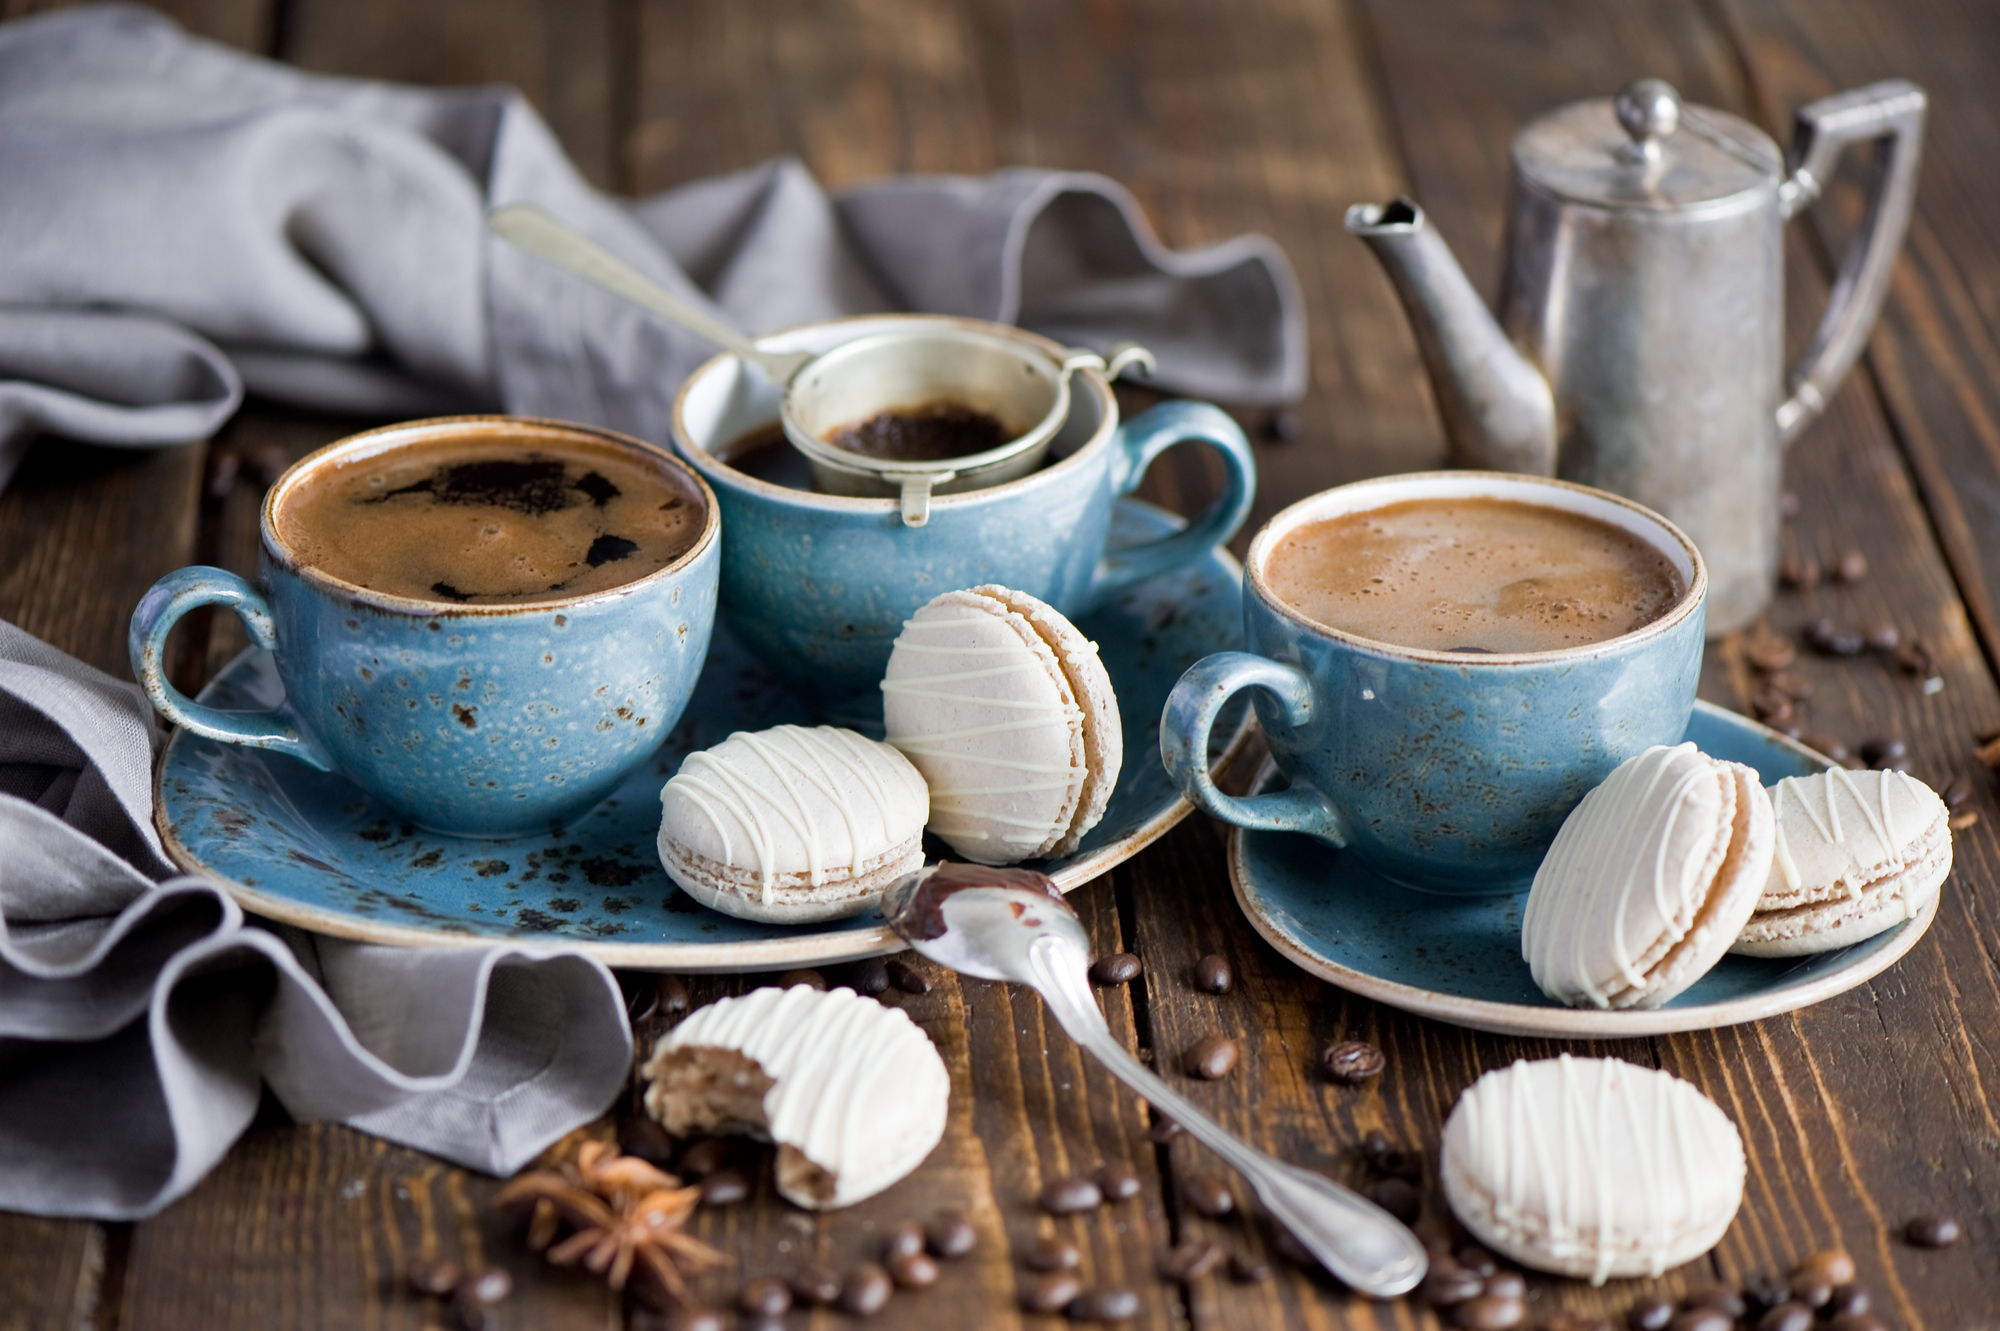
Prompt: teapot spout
<box><xmin>1345</xmin><ymin>199</ymin><xmax>1555</xmax><ymax>476</ymax></box>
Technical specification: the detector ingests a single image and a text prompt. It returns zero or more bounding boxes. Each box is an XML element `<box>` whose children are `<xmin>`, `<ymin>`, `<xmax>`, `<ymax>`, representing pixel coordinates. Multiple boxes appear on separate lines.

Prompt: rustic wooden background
<box><xmin>2</xmin><ymin>0</ymin><xmax>1996</xmax><ymax>1327</ymax></box>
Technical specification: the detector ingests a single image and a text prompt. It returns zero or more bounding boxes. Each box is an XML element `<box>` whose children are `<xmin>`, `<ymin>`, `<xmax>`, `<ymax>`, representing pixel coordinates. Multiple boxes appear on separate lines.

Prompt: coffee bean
<box><xmin>883</xmin><ymin>1221</ymin><xmax>926</xmax><ymax>1261</ymax></box>
<box><xmin>1183</xmin><ymin>1171</ymin><xmax>1234</xmax><ymax>1217</ymax></box>
<box><xmin>1456</xmin><ymin>1246</ymin><xmax>1499</xmax><ymax>1279</ymax></box>
<box><xmin>1753</xmin><ymin>1302</ymin><xmax>1813</xmax><ymax>1331</ymax></box>
<box><xmin>1089</xmin><ymin>952</ymin><xmax>1142</xmax><ymax>985</ymax></box>
<box><xmin>1320</xmin><ymin>1039</ymin><xmax>1386</xmax><ymax>1083</ymax></box>
<box><xmin>1147</xmin><ymin>1114</ymin><xmax>1184</xmax><ymax>1144</ymax></box>
<box><xmin>839</xmin><ymin>1263</ymin><xmax>894</xmax><ymax>1316</ymax></box>
<box><xmin>1264</xmin><ymin>409</ymin><xmax>1302</xmax><ymax>443</ymax></box>
<box><xmin>1039</xmin><ymin>1175</ymin><xmax>1103</xmax><ymax>1214</ymax></box>
<box><xmin>928</xmin><ymin>1209</ymin><xmax>977</xmax><ymax>1259</ymax></box>
<box><xmin>407</xmin><ymin>1256</ymin><xmax>461</xmax><ymax>1296</ymax></box>
<box><xmin>1271</xmin><ymin>1226</ymin><xmax>1314</xmax><ymax>1267</ymax></box>
<box><xmin>1626</xmin><ymin>1296</ymin><xmax>1675</xmax><ymax>1331</ymax></box>
<box><xmin>775</xmin><ymin>967</ymin><xmax>826</xmax><ymax>990</ymax></box>
<box><xmin>655</xmin><ymin>973</ymin><xmax>690</xmax><ymax>1017</ymax></box>
<box><xmin>1746</xmin><ymin>632</ymin><xmax>1799</xmax><ymax>672</ymax></box>
<box><xmin>460</xmin><ymin>1266</ymin><xmax>512</xmax><ymax>1306</ymax></box>
<box><xmin>1837</xmin><ymin>550</ymin><xmax>1869</xmax><ymax>582</ymax></box>
<box><xmin>1027</xmin><ymin>1236</ymin><xmax>1082</xmax><ymax>1271</ymax></box>
<box><xmin>1229</xmin><ymin>1251</ymin><xmax>1273</xmax><ymax>1282</ymax></box>
<box><xmin>1021</xmin><ymin>1272</ymin><xmax>1083</xmax><ymax>1314</ymax></box>
<box><xmin>793</xmin><ymin>1265</ymin><xmax>844</xmax><ymax>1305</ymax></box>
<box><xmin>885</xmin><ymin>957</ymin><xmax>932</xmax><ymax>994</ymax></box>
<box><xmin>738</xmin><ymin>1278</ymin><xmax>792</xmax><ymax>1317</ymax></box>
<box><xmin>1863</xmin><ymin>622</ymin><xmax>1901</xmax><ymax>652</ymax></box>
<box><xmin>1183</xmin><ymin>1035</ymin><xmax>1239</xmax><ymax>1079</ymax></box>
<box><xmin>1780</xmin><ymin>556</ymin><xmax>1821</xmax><ymax>588</ymax></box>
<box><xmin>1743</xmin><ymin>1271</ymin><xmax>1789</xmax><ymax>1310</ymax></box>
<box><xmin>1068</xmin><ymin>1286</ymin><xmax>1141</xmax><ymax>1321</ymax></box>
<box><xmin>698</xmin><ymin>1169</ymin><xmax>748</xmax><ymax>1206</ymax></box>
<box><xmin>1807</xmin><ymin>619</ymin><xmax>1864</xmax><ymax>656</ymax></box>
<box><xmin>1860</xmin><ymin>736</ymin><xmax>1907</xmax><ymax>769</ymax></box>
<box><xmin>204</xmin><ymin>448</ymin><xmax>241</xmax><ymax>498</ymax></box>
<box><xmin>887</xmin><ymin>1251</ymin><xmax>939</xmax><ymax>1289</ymax></box>
<box><xmin>1896</xmin><ymin>637</ymin><xmax>1940</xmax><ymax>677</ymax></box>
<box><xmin>1779</xmin><ymin>490</ymin><xmax>1801</xmax><ymax>518</ymax></box>
<box><xmin>1421</xmin><ymin>1264</ymin><xmax>1485</xmax><ymax>1306</ymax></box>
<box><xmin>1684</xmin><ymin>1287</ymin><xmax>1743</xmax><ymax>1316</ymax></box>
<box><xmin>848</xmin><ymin>956</ymin><xmax>891</xmax><ymax>996</ymax></box>
<box><xmin>1800</xmin><ymin>733</ymin><xmax>1849</xmax><ymax>763</ymax></box>
<box><xmin>1360</xmin><ymin>1128</ymin><xmax>1394</xmax><ymax>1165</ymax></box>
<box><xmin>660</xmin><ymin>1309</ymin><xmax>723</xmax><ymax>1331</ymax></box>
<box><xmin>1791</xmin><ymin>1278</ymin><xmax>1832</xmax><ymax>1308</ymax></box>
<box><xmin>1826</xmin><ymin>1315</ymin><xmax>1888</xmax><ymax>1331</ymax></box>
<box><xmin>1482</xmin><ymin>1271</ymin><xmax>1525</xmax><ymax>1300</ymax></box>
<box><xmin>1452</xmin><ymin>1294</ymin><xmax>1525</xmax><ymax>1329</ymax></box>
<box><xmin>1094</xmin><ymin>1162</ymin><xmax>1141</xmax><ymax>1201</ymax></box>
<box><xmin>618</xmin><ymin>1114</ymin><xmax>677</xmax><ymax>1169</ymax></box>
<box><xmin>677</xmin><ymin>1135</ymin><xmax>732</xmax><ymax>1179</ymax></box>
<box><xmin>1825</xmin><ymin>1284</ymin><xmax>1870</xmax><ymax>1317</ymax></box>
<box><xmin>1940</xmin><ymin>776</ymin><xmax>1974</xmax><ymax>812</ymax></box>
<box><xmin>1905</xmin><ymin>1213</ymin><xmax>1961</xmax><ymax>1247</ymax></box>
<box><xmin>1769</xmin><ymin>673</ymin><xmax>1813</xmax><ymax>700</ymax></box>
<box><xmin>1669</xmin><ymin>1311</ymin><xmax>1732</xmax><ymax>1331</ymax></box>
<box><xmin>1194</xmin><ymin>954</ymin><xmax>1234</xmax><ymax>993</ymax></box>
<box><xmin>1370</xmin><ymin>1177</ymin><xmax>1421</xmax><ymax>1223</ymax></box>
<box><xmin>1158</xmin><ymin>1238</ymin><xmax>1223</xmax><ymax>1281</ymax></box>
<box><xmin>1751</xmin><ymin>688</ymin><xmax>1795</xmax><ymax>725</ymax></box>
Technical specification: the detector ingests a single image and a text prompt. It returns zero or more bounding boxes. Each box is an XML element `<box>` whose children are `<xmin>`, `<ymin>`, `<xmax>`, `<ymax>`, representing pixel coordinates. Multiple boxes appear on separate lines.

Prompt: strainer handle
<box><xmin>1086</xmin><ymin>401</ymin><xmax>1256</xmax><ymax>603</ymax></box>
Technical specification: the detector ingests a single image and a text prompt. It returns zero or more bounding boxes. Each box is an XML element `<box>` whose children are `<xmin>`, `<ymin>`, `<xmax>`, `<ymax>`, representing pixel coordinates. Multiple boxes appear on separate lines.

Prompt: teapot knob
<box><xmin>1615</xmin><ymin>78</ymin><xmax>1681</xmax><ymax>161</ymax></box>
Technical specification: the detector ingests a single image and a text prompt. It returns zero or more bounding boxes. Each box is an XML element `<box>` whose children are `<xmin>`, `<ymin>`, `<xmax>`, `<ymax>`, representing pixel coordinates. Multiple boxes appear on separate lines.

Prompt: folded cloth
<box><xmin>0</xmin><ymin>618</ymin><xmax>633</xmax><ymax>1220</ymax></box>
<box><xmin>0</xmin><ymin>3</ymin><xmax>1306</xmax><ymax>491</ymax></box>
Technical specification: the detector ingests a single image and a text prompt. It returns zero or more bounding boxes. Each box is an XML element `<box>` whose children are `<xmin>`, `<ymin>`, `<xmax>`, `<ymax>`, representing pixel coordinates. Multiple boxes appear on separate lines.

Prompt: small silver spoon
<box><xmin>882</xmin><ymin>866</ymin><xmax>1428</xmax><ymax>1299</ymax></box>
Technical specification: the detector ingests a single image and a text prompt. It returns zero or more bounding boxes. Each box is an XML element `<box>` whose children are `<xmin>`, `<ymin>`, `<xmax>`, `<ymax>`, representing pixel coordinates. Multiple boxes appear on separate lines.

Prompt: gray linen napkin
<box><xmin>0</xmin><ymin>618</ymin><xmax>633</xmax><ymax>1219</ymax></box>
<box><xmin>0</xmin><ymin>3</ymin><xmax>1305</xmax><ymax>491</ymax></box>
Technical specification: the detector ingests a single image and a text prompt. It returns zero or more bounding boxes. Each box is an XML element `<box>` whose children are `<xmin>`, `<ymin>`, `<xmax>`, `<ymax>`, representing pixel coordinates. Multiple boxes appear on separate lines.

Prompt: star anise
<box><xmin>495</xmin><ymin>1140</ymin><xmax>725</xmax><ymax>1308</ymax></box>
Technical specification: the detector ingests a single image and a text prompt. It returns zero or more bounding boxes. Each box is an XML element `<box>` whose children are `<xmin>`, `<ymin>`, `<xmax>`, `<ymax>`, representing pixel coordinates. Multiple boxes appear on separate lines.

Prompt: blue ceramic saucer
<box><xmin>1230</xmin><ymin>702</ymin><xmax>1941</xmax><ymax>1038</ymax></box>
<box><xmin>158</xmin><ymin>501</ymin><xmax>1248</xmax><ymax>970</ymax></box>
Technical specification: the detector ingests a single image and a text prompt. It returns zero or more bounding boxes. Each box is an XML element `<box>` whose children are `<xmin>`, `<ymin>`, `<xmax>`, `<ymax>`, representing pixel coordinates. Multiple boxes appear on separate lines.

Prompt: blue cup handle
<box><xmin>128</xmin><ymin>566</ymin><xmax>333</xmax><ymax>770</ymax></box>
<box><xmin>1088</xmin><ymin>401</ymin><xmax>1256</xmax><ymax>602</ymax></box>
<box><xmin>1160</xmin><ymin>651</ymin><xmax>1349</xmax><ymax>846</ymax></box>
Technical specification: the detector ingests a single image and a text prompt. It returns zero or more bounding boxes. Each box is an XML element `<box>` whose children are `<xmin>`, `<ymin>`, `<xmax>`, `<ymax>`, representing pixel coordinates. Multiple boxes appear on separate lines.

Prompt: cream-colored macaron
<box><xmin>1731</xmin><ymin>767</ymin><xmax>1952</xmax><ymax>957</ymax></box>
<box><xmin>1522</xmin><ymin>742</ymin><xmax>1773</xmax><ymax>1009</ymax></box>
<box><xmin>640</xmin><ymin>985</ymin><xmax>950</xmax><ymax>1210</ymax></box>
<box><xmin>656</xmin><ymin>724</ymin><xmax>929</xmax><ymax>923</ymax></box>
<box><xmin>1441</xmin><ymin>1055</ymin><xmax>1745</xmax><ymax>1284</ymax></box>
<box><xmin>882</xmin><ymin>585</ymin><xmax>1122</xmax><ymax>864</ymax></box>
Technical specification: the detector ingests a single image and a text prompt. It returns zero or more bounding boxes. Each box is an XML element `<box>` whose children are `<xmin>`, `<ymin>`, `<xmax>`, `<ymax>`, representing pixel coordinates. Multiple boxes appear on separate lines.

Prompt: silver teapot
<box><xmin>1348</xmin><ymin>78</ymin><xmax>1925</xmax><ymax>633</ymax></box>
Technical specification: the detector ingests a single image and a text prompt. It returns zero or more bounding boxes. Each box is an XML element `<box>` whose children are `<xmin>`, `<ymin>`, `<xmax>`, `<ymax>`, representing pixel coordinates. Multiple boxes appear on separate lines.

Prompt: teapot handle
<box><xmin>1776</xmin><ymin>80</ymin><xmax>1927</xmax><ymax>445</ymax></box>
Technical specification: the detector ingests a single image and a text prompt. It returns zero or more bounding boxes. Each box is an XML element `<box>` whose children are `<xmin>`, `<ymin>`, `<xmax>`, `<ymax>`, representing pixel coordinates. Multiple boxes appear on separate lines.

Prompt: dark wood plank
<box><xmin>0</xmin><ymin>1213</ymin><xmax>106</xmax><ymax>1330</ymax></box>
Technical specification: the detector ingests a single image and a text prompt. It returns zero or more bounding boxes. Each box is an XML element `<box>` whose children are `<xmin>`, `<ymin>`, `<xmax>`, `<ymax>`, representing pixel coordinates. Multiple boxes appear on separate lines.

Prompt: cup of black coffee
<box><xmin>130</xmin><ymin>416</ymin><xmax>719</xmax><ymax>836</ymax></box>
<box><xmin>1160</xmin><ymin>471</ymin><xmax>1707</xmax><ymax>894</ymax></box>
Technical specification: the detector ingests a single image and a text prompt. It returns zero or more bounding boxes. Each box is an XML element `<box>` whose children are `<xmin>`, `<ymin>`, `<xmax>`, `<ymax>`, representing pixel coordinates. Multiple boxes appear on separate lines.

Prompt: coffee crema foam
<box><xmin>1262</xmin><ymin>496</ymin><xmax>1685</xmax><ymax>653</ymax></box>
<box><xmin>276</xmin><ymin>437</ymin><xmax>704</xmax><ymax>605</ymax></box>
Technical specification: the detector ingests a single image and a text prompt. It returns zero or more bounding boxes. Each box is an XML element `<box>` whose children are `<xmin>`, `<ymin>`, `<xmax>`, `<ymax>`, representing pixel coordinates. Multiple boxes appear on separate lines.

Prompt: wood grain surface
<box><xmin>4</xmin><ymin>0</ymin><xmax>1997</xmax><ymax>1327</ymax></box>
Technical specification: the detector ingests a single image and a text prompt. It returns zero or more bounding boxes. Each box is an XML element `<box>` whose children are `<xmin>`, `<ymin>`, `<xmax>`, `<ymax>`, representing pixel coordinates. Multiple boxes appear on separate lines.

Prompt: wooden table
<box><xmin>3</xmin><ymin>0</ymin><xmax>1995</xmax><ymax>1326</ymax></box>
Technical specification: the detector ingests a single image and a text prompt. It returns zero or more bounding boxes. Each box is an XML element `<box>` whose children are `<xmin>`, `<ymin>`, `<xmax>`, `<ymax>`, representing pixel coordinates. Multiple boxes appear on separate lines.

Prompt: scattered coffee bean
<box><xmin>1745</xmin><ymin>632</ymin><xmax>1798</xmax><ymax>673</ymax></box>
<box><xmin>1905</xmin><ymin>1213</ymin><xmax>1961</xmax><ymax>1247</ymax></box>
<box><xmin>885</xmin><ymin>957</ymin><xmax>932</xmax><ymax>994</ymax></box>
<box><xmin>1193</xmin><ymin>953</ymin><xmax>1234</xmax><ymax>993</ymax></box>
<box><xmin>1229</xmin><ymin>1251</ymin><xmax>1273</xmax><ymax>1282</ymax></box>
<box><xmin>677</xmin><ymin>1136</ymin><xmax>731</xmax><ymax>1179</ymax></box>
<box><xmin>1861</xmin><ymin>736</ymin><xmax>1910</xmax><ymax>771</ymax></box>
<box><xmin>1068</xmin><ymin>1286</ymin><xmax>1141</xmax><ymax>1321</ymax></box>
<box><xmin>618</xmin><ymin>1114</ymin><xmax>677</xmax><ymax>1169</ymax></box>
<box><xmin>1158</xmin><ymin>1238</ymin><xmax>1223</xmax><ymax>1281</ymax></box>
<box><xmin>1627</xmin><ymin>1296</ymin><xmax>1675</xmax><ymax>1331</ymax></box>
<box><xmin>1780</xmin><ymin>556</ymin><xmax>1821</xmax><ymax>588</ymax></box>
<box><xmin>1264</xmin><ymin>409</ymin><xmax>1302</xmax><ymax>443</ymax></box>
<box><xmin>1094</xmin><ymin>1162</ymin><xmax>1141</xmax><ymax>1201</ymax></box>
<box><xmin>738</xmin><ymin>1278</ymin><xmax>793</xmax><ymax>1317</ymax></box>
<box><xmin>655</xmin><ymin>973</ymin><xmax>690</xmax><ymax>1017</ymax></box>
<box><xmin>1370</xmin><ymin>1176</ymin><xmax>1422</xmax><ymax>1223</ymax></box>
<box><xmin>1040</xmin><ymin>1175</ymin><xmax>1103</xmax><ymax>1214</ymax></box>
<box><xmin>887</xmin><ymin>1251</ymin><xmax>939</xmax><ymax>1289</ymax></box>
<box><xmin>1769</xmin><ymin>673</ymin><xmax>1813</xmax><ymax>700</ymax></box>
<box><xmin>1791</xmin><ymin>1278</ymin><xmax>1833</xmax><ymax>1309</ymax></box>
<box><xmin>1089</xmin><ymin>952</ymin><xmax>1142</xmax><ymax>985</ymax></box>
<box><xmin>451</xmin><ymin>1293</ymin><xmax>494</xmax><ymax>1329</ymax></box>
<box><xmin>793</xmin><ymin>1265</ymin><xmax>844</xmax><ymax>1305</ymax></box>
<box><xmin>1863</xmin><ymin>622</ymin><xmax>1901</xmax><ymax>652</ymax></box>
<box><xmin>928</xmin><ymin>1209</ymin><xmax>977</xmax><ymax>1259</ymax></box>
<box><xmin>460</xmin><ymin>1266</ymin><xmax>513</xmax><ymax>1306</ymax></box>
<box><xmin>1184</xmin><ymin>1035</ymin><xmax>1239</xmax><ymax>1079</ymax></box>
<box><xmin>1027</xmin><ymin>1237</ymin><xmax>1082</xmax><ymax>1271</ymax></box>
<box><xmin>1421</xmin><ymin>1263</ymin><xmax>1485</xmax><ymax>1306</ymax></box>
<box><xmin>1896</xmin><ymin>637</ymin><xmax>1940</xmax><ymax>677</ymax></box>
<box><xmin>1022</xmin><ymin>1272</ymin><xmax>1084</xmax><ymax>1313</ymax></box>
<box><xmin>1146</xmin><ymin>1114</ymin><xmax>1184</xmax><ymax>1144</ymax></box>
<box><xmin>840</xmin><ymin>1263</ymin><xmax>894</xmax><ymax>1316</ymax></box>
<box><xmin>1750</xmin><ymin>688</ymin><xmax>1795</xmax><ymax>725</ymax></box>
<box><xmin>1940</xmin><ymin>775</ymin><xmax>1974</xmax><ymax>811</ymax></box>
<box><xmin>1360</xmin><ymin>1128</ymin><xmax>1395</xmax><ymax>1165</ymax></box>
<box><xmin>204</xmin><ymin>448</ymin><xmax>241</xmax><ymax>498</ymax></box>
<box><xmin>1825</xmin><ymin>1284</ymin><xmax>1870</xmax><ymax>1317</ymax></box>
<box><xmin>1455</xmin><ymin>1246</ymin><xmax>1499</xmax><ymax>1279</ymax></box>
<box><xmin>1183</xmin><ymin>1171</ymin><xmax>1235</xmax><ymax>1217</ymax></box>
<box><xmin>407</xmin><ymin>1256</ymin><xmax>461</xmax><ymax>1296</ymax></box>
<box><xmin>1779</xmin><ymin>490</ymin><xmax>1801</xmax><ymax>518</ymax></box>
<box><xmin>1453</xmin><ymin>1293</ymin><xmax>1525</xmax><ymax>1329</ymax></box>
<box><xmin>1742</xmin><ymin>1271</ymin><xmax>1789</xmax><ymax>1310</ymax></box>
<box><xmin>1807</xmin><ymin>619</ymin><xmax>1864</xmax><ymax>656</ymax></box>
<box><xmin>1753</xmin><ymin>1301</ymin><xmax>1813</xmax><ymax>1331</ymax></box>
<box><xmin>848</xmin><ymin>956</ymin><xmax>891</xmax><ymax>996</ymax></box>
<box><xmin>1683</xmin><ymin>1287</ymin><xmax>1743</xmax><ymax>1316</ymax></box>
<box><xmin>1320</xmin><ymin>1039</ymin><xmax>1387</xmax><ymax>1083</ymax></box>
<box><xmin>775</xmin><ymin>967</ymin><xmax>826</xmax><ymax>990</ymax></box>
<box><xmin>659</xmin><ymin>1309</ymin><xmax>723</xmax><ymax>1331</ymax></box>
<box><xmin>1800</xmin><ymin>733</ymin><xmax>1849</xmax><ymax>763</ymax></box>
<box><xmin>1271</xmin><ymin>1226</ymin><xmax>1314</xmax><ymax>1267</ymax></box>
<box><xmin>1836</xmin><ymin>551</ymin><xmax>1869</xmax><ymax>582</ymax></box>
<box><xmin>1951</xmin><ymin>809</ymin><xmax>1980</xmax><ymax>831</ymax></box>
<box><xmin>1482</xmin><ymin>1270</ymin><xmax>1525</xmax><ymax>1300</ymax></box>
<box><xmin>699</xmin><ymin>1169</ymin><xmax>749</xmax><ymax>1206</ymax></box>
<box><xmin>1825</xmin><ymin>1315</ymin><xmax>1888</xmax><ymax>1331</ymax></box>
<box><xmin>883</xmin><ymin>1221</ymin><xmax>927</xmax><ymax>1261</ymax></box>
<box><xmin>1670</xmin><ymin>1310</ymin><xmax>1732</xmax><ymax>1331</ymax></box>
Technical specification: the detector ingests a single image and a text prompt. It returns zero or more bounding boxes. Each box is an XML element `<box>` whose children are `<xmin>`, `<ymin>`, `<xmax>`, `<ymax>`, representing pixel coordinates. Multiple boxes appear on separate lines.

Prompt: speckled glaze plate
<box><xmin>157</xmin><ymin>500</ymin><xmax>1248</xmax><ymax>970</ymax></box>
<box><xmin>1230</xmin><ymin>702</ymin><xmax>1942</xmax><ymax>1038</ymax></box>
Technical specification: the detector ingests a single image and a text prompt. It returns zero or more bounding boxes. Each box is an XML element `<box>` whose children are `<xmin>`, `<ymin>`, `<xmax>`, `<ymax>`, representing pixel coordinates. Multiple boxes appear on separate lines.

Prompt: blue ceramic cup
<box><xmin>1161</xmin><ymin>472</ymin><xmax>1707</xmax><ymax>894</ymax></box>
<box><xmin>671</xmin><ymin>315</ymin><xmax>1256</xmax><ymax>716</ymax></box>
<box><xmin>129</xmin><ymin>416</ymin><xmax>720</xmax><ymax>837</ymax></box>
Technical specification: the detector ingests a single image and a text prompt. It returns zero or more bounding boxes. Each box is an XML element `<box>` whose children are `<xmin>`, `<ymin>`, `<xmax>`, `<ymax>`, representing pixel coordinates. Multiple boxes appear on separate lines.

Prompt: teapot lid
<box><xmin>1513</xmin><ymin>79</ymin><xmax>1781</xmax><ymax>210</ymax></box>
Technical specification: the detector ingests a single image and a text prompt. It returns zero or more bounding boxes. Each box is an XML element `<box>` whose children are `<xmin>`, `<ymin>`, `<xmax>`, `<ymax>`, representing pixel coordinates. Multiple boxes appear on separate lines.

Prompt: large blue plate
<box><xmin>158</xmin><ymin>501</ymin><xmax>1248</xmax><ymax>970</ymax></box>
<box><xmin>1230</xmin><ymin>701</ymin><xmax>1941</xmax><ymax>1037</ymax></box>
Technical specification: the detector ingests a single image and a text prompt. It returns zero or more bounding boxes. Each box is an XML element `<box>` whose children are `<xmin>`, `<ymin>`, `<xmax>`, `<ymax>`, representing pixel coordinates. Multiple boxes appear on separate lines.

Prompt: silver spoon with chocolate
<box><xmin>881</xmin><ymin>862</ymin><xmax>1428</xmax><ymax>1298</ymax></box>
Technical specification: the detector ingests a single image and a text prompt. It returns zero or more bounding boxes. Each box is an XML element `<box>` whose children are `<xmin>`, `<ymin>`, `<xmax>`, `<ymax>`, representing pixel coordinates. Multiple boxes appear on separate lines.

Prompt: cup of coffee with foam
<box><xmin>130</xmin><ymin>416</ymin><xmax>719</xmax><ymax>837</ymax></box>
<box><xmin>1161</xmin><ymin>471</ymin><xmax>1706</xmax><ymax>894</ymax></box>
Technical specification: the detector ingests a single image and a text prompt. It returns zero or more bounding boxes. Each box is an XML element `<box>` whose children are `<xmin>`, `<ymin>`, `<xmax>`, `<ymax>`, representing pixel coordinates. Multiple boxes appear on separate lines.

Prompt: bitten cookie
<box><xmin>882</xmin><ymin>585</ymin><xmax>1121</xmax><ymax>863</ymax></box>
<box><xmin>640</xmin><ymin>985</ymin><xmax>949</xmax><ymax>1209</ymax></box>
<box><xmin>1441</xmin><ymin>1055</ymin><xmax>1745</xmax><ymax>1284</ymax></box>
<box><xmin>1522</xmin><ymin>743</ymin><xmax>1773</xmax><ymax>1009</ymax></box>
<box><xmin>657</xmin><ymin>724</ymin><xmax>929</xmax><ymax>923</ymax></box>
<box><xmin>1731</xmin><ymin>767</ymin><xmax>1952</xmax><ymax>957</ymax></box>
